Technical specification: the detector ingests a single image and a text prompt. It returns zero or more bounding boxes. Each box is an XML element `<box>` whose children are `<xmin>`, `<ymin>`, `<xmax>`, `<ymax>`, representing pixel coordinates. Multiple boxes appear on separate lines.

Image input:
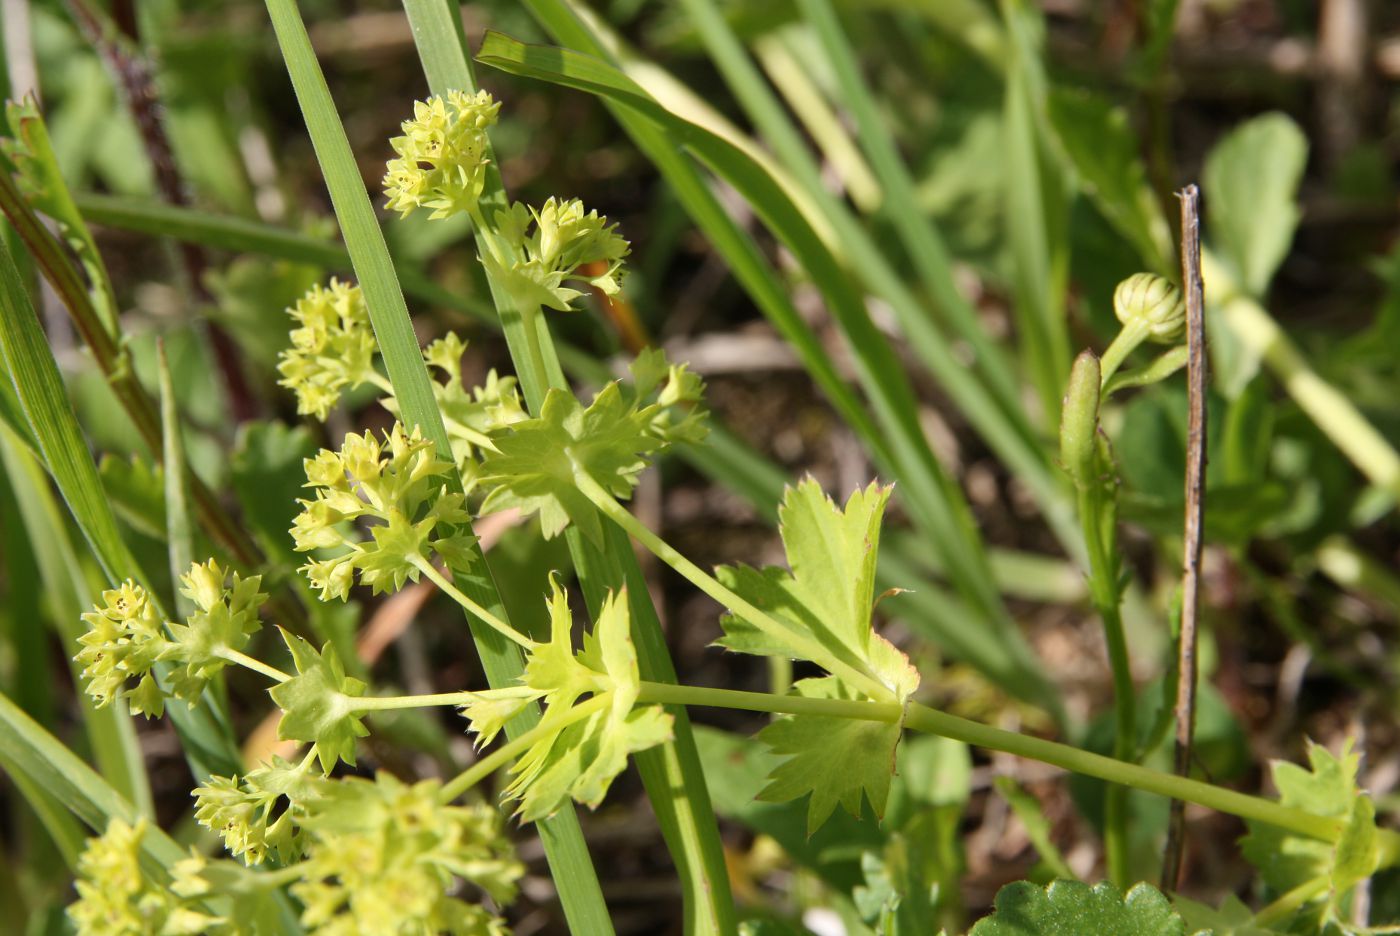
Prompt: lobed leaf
<box><xmin>756</xmin><ymin>678</ymin><xmax>903</xmax><ymax>835</ymax></box>
<box><xmin>477</xmin><ymin>384</ymin><xmax>660</xmax><ymax>544</ymax></box>
<box><xmin>268</xmin><ymin>630</ymin><xmax>369</xmax><ymax>773</ymax></box>
<box><xmin>716</xmin><ymin>479</ymin><xmax>917</xmax><ymax>700</ymax></box>
<box><xmin>969</xmin><ymin>880</ymin><xmax>1197</xmax><ymax>936</ymax></box>
<box><xmin>1241</xmin><ymin>739</ymin><xmax>1379</xmax><ymax>914</ymax></box>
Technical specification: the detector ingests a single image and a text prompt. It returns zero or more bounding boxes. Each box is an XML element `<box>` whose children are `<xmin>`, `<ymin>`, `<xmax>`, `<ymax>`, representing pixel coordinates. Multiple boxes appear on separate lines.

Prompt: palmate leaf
<box><xmin>969</xmin><ymin>880</ymin><xmax>1198</xmax><ymax>936</ymax></box>
<box><xmin>716</xmin><ymin>479</ymin><xmax>918</xmax><ymax>833</ymax></box>
<box><xmin>757</xmin><ymin>678</ymin><xmax>903</xmax><ymax>836</ymax></box>
<box><xmin>268</xmin><ymin>630</ymin><xmax>369</xmax><ymax>773</ymax></box>
<box><xmin>477</xmin><ymin>384</ymin><xmax>659</xmax><ymax>544</ymax></box>
<box><xmin>716</xmin><ymin>479</ymin><xmax>917</xmax><ymax>697</ymax></box>
<box><xmin>1241</xmin><ymin>740</ymin><xmax>1380</xmax><ymax>916</ymax></box>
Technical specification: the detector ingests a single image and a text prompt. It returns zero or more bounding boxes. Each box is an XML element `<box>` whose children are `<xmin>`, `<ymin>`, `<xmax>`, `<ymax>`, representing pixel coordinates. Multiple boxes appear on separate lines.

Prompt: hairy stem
<box><xmin>1078</xmin><ymin>482</ymin><xmax>1135</xmax><ymax>888</ymax></box>
<box><xmin>408</xmin><ymin>555</ymin><xmax>536</xmax><ymax>650</ymax></box>
<box><xmin>1098</xmin><ymin>319</ymin><xmax>1150</xmax><ymax>387</ymax></box>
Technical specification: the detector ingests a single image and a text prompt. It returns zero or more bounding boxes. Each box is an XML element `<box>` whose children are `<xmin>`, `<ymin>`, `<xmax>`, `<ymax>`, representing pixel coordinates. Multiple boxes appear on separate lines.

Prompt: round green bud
<box><xmin>1113</xmin><ymin>273</ymin><xmax>1185</xmax><ymax>343</ymax></box>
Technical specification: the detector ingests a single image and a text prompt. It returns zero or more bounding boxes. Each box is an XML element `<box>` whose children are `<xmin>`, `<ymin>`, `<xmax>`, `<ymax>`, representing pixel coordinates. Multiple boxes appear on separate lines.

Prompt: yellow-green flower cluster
<box><xmin>291</xmin><ymin>422</ymin><xmax>477</xmax><ymax>601</ymax></box>
<box><xmin>625</xmin><ymin>347</ymin><xmax>709</xmax><ymax>446</ymax></box>
<box><xmin>75</xmin><ymin>581</ymin><xmax>171</xmax><ymax>717</ymax></box>
<box><xmin>74</xmin><ymin>562</ymin><xmax>268</xmax><ymax>717</ymax></box>
<box><xmin>383</xmin><ymin>90</ymin><xmax>501</xmax><ymax>220</ymax></box>
<box><xmin>490</xmin><ymin>197</ymin><xmax>631</xmax><ymax>311</ymax></box>
<box><xmin>423</xmin><ymin>332</ymin><xmax>527</xmax><ymax>465</ymax></box>
<box><xmin>277</xmin><ymin>279</ymin><xmax>378</xmax><ymax>421</ymax></box>
<box><xmin>292</xmin><ymin>774</ymin><xmax>522</xmax><ymax>936</ymax></box>
<box><xmin>68</xmin><ymin>818</ymin><xmax>224</xmax><ymax>936</ymax></box>
<box><xmin>192</xmin><ymin>756</ymin><xmax>319</xmax><ymax>866</ymax></box>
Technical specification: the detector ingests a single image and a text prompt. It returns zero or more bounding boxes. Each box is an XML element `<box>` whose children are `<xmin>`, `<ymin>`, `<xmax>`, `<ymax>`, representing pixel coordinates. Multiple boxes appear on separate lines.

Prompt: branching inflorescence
<box><xmin>64</xmin><ymin>90</ymin><xmax>1395</xmax><ymax>936</ymax></box>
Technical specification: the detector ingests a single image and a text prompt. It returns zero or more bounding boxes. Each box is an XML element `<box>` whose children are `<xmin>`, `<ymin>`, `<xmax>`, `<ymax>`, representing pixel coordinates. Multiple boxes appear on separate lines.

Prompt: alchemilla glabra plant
<box><xmin>0</xmin><ymin>0</ymin><xmax>1394</xmax><ymax>917</ymax></box>
<box><xmin>33</xmin><ymin>82</ymin><xmax>1397</xmax><ymax>936</ymax></box>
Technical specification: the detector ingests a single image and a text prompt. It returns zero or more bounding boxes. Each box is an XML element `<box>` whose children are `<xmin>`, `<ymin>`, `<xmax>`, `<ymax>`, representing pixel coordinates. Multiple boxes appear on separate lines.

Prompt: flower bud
<box><xmin>1113</xmin><ymin>272</ymin><xmax>1185</xmax><ymax>343</ymax></box>
<box><xmin>1060</xmin><ymin>350</ymin><xmax>1102</xmax><ymax>489</ymax></box>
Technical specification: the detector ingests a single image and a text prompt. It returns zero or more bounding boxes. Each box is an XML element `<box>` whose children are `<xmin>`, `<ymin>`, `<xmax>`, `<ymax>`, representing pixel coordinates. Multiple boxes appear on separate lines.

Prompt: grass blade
<box><xmin>0</xmin><ymin>690</ymin><xmax>183</xmax><ymax>866</ymax></box>
<box><xmin>399</xmin><ymin>4</ymin><xmax>737</xmax><ymax>929</ymax></box>
<box><xmin>1000</xmin><ymin>0</ymin><xmax>1072</xmax><ymax>425</ymax></box>
<box><xmin>0</xmin><ymin>232</ymin><xmax>241</xmax><ymax>779</ymax></box>
<box><xmin>158</xmin><ymin>341</ymin><xmax>195</xmax><ymax>617</ymax></box>
<box><xmin>72</xmin><ymin>192</ymin><xmax>495</xmax><ymax>325</ymax></box>
<box><xmin>0</xmin><ymin>426</ymin><xmax>153</xmax><ymax>815</ymax></box>
<box><xmin>258</xmin><ymin>1</ymin><xmax>613</xmax><ymax>929</ymax></box>
<box><xmin>477</xmin><ymin>29</ymin><xmax>1060</xmax><ymax>715</ymax></box>
<box><xmin>798</xmin><ymin>0</ymin><xmax>1026</xmax><ymax>419</ymax></box>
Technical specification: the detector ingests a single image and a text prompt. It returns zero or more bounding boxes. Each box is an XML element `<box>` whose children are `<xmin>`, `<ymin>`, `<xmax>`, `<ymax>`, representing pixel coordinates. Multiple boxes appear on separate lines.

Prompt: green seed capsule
<box><xmin>1113</xmin><ymin>273</ymin><xmax>1186</xmax><ymax>343</ymax></box>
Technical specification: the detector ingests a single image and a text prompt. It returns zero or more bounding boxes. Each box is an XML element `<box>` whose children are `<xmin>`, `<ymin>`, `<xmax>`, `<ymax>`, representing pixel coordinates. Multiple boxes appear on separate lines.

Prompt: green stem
<box><xmin>217</xmin><ymin>648</ymin><xmax>291</xmax><ymax>683</ymax></box>
<box><xmin>635</xmin><ymin>682</ymin><xmax>1342</xmax><ymax>842</ymax></box>
<box><xmin>439</xmin><ymin>694</ymin><xmax>609</xmax><ymax>803</ymax></box>
<box><xmin>1252</xmin><ymin>875</ymin><xmax>1330</xmax><ymax>927</ymax></box>
<box><xmin>572</xmin><ymin>468</ymin><xmax>892</xmax><ymax>701</ymax></box>
<box><xmin>346</xmin><ymin>691</ymin><xmax>475</xmax><ymax>712</ymax></box>
<box><xmin>1078</xmin><ymin>483</ymin><xmax>1135</xmax><ymax>888</ymax></box>
<box><xmin>1098</xmin><ymin>320</ymin><xmax>1149</xmax><ymax>387</ymax></box>
<box><xmin>408</xmin><ymin>555</ymin><xmax>536</xmax><ymax>651</ymax></box>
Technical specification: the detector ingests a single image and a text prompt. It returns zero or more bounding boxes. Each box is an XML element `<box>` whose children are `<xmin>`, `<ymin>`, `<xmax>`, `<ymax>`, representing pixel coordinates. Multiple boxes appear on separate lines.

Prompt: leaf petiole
<box><xmin>635</xmin><ymin>681</ymin><xmax>1355</xmax><ymax>845</ymax></box>
<box><xmin>408</xmin><ymin>555</ymin><xmax>536</xmax><ymax>651</ymax></box>
<box><xmin>345</xmin><ymin>691</ymin><xmax>476</xmax><ymax>712</ymax></box>
<box><xmin>215</xmin><ymin>648</ymin><xmax>291</xmax><ymax>683</ymax></box>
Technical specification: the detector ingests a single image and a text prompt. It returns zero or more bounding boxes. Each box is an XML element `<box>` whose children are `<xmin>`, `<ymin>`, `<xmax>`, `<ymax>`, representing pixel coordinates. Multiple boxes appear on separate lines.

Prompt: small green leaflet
<box><xmin>1240</xmin><ymin>739</ymin><xmax>1380</xmax><ymax>919</ymax></box>
<box><xmin>716</xmin><ymin>480</ymin><xmax>918</xmax><ymax>833</ymax></box>
<box><xmin>268</xmin><ymin>630</ymin><xmax>369</xmax><ymax>772</ymax></box>
<box><xmin>460</xmin><ymin>578</ymin><xmax>673</xmax><ymax>820</ymax></box>
<box><xmin>969</xmin><ymin>880</ymin><xmax>1201</xmax><ymax>936</ymax></box>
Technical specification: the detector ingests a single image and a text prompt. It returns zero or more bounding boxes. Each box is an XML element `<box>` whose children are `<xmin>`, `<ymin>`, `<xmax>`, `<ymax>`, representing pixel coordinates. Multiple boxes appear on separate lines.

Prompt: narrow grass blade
<box><xmin>72</xmin><ymin>192</ymin><xmax>494</xmax><ymax>325</ymax></box>
<box><xmin>615</xmin><ymin>0</ymin><xmax>1065</xmax><ymax>549</ymax></box>
<box><xmin>793</xmin><ymin>0</ymin><xmax>1025</xmax><ymax>418</ymax></box>
<box><xmin>0</xmin><ymin>425</ymin><xmax>153</xmax><ymax>815</ymax></box>
<box><xmin>0</xmin><ymin>234</ymin><xmax>242</xmax><ymax>778</ymax></box>
<box><xmin>0</xmin><ymin>690</ymin><xmax>184</xmax><ymax>866</ymax></box>
<box><xmin>1000</xmin><ymin>0</ymin><xmax>1072</xmax><ymax>425</ymax></box>
<box><xmin>400</xmin><ymin>3</ymin><xmax>737</xmax><ymax>929</ymax></box>
<box><xmin>258</xmin><ymin>1</ymin><xmax>613</xmax><ymax>929</ymax></box>
<box><xmin>158</xmin><ymin>341</ymin><xmax>195</xmax><ymax>617</ymax></box>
